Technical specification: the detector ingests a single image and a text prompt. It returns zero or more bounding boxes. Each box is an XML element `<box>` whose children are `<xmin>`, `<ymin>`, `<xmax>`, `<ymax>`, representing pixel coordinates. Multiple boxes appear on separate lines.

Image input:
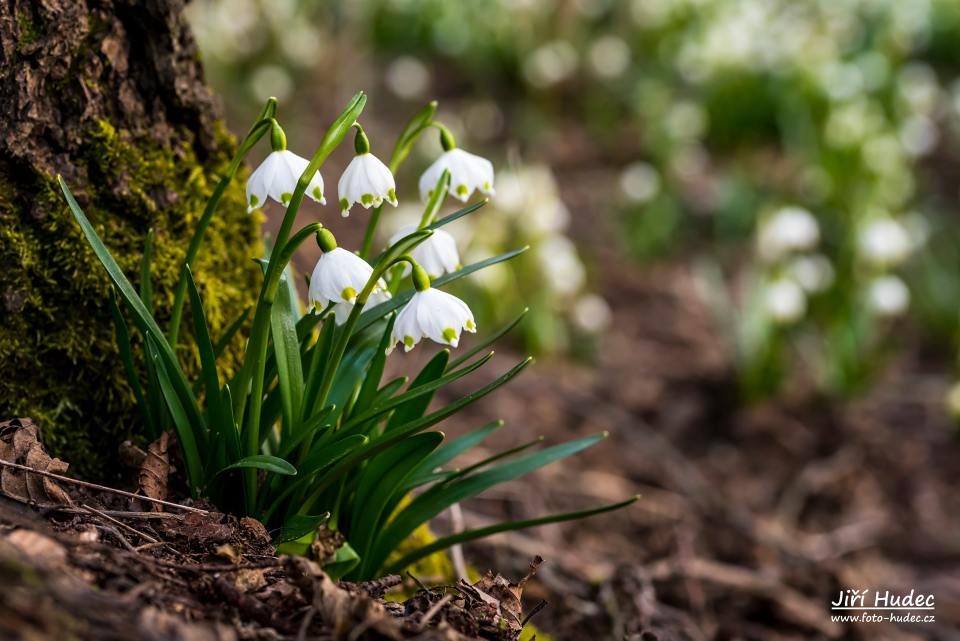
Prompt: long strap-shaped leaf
<box><xmin>271</xmin><ymin>274</ymin><xmax>305</xmax><ymax>436</ymax></box>
<box><xmin>404</xmin><ymin>420</ymin><xmax>503</xmax><ymax>489</ymax></box>
<box><xmin>384</xmin><ymin>496</ymin><xmax>638</xmax><ymax>576</ymax></box>
<box><xmin>368</xmin><ymin>432</ymin><xmax>607</xmax><ymax>573</ymax></box>
<box><xmin>108</xmin><ymin>290</ymin><xmax>155</xmax><ymax>438</ymax></box>
<box><xmin>59</xmin><ymin>177</ymin><xmax>207</xmax><ymax>448</ymax></box>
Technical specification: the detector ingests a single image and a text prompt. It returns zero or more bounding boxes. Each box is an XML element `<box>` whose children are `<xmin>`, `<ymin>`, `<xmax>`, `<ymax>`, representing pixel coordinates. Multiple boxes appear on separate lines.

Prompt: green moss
<box><xmin>0</xmin><ymin>120</ymin><xmax>261</xmax><ymax>480</ymax></box>
<box><xmin>16</xmin><ymin>10</ymin><xmax>41</xmax><ymax>49</ymax></box>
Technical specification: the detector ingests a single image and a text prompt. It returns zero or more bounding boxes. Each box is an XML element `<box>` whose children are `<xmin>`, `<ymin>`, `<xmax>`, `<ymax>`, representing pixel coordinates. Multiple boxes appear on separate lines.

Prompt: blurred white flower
<box><xmin>524</xmin><ymin>40</ymin><xmax>578</xmax><ymax>88</ymax></box>
<box><xmin>390</xmin><ymin>225</ymin><xmax>461</xmax><ymax>278</ymax></box>
<box><xmin>249</xmin><ymin>64</ymin><xmax>294</xmax><ymax>102</ymax></box>
<box><xmin>246</xmin><ymin>150</ymin><xmax>324</xmax><ymax>212</ymax></box>
<box><xmin>859</xmin><ymin>218</ymin><xmax>913</xmax><ymax>266</ymax></box>
<box><xmin>788</xmin><ymin>254</ymin><xmax>834</xmax><ymax>293</ymax></box>
<box><xmin>867</xmin><ymin>275</ymin><xmax>910</xmax><ymax>317</ymax></box>
<box><xmin>764</xmin><ymin>278</ymin><xmax>807</xmax><ymax>324</ymax></box>
<box><xmin>757</xmin><ymin>206</ymin><xmax>820</xmax><ymax>261</ymax></box>
<box><xmin>588</xmin><ymin>36</ymin><xmax>631</xmax><ymax>79</ymax></box>
<box><xmin>419</xmin><ymin>148</ymin><xmax>495</xmax><ymax>203</ymax></box>
<box><xmin>389</xmin><ymin>287</ymin><xmax>476</xmax><ymax>353</ymax></box>
<box><xmin>899</xmin><ymin>115</ymin><xmax>938</xmax><ymax>157</ymax></box>
<box><xmin>620</xmin><ymin>162</ymin><xmax>661</xmax><ymax>203</ymax></box>
<box><xmin>386</xmin><ymin>56</ymin><xmax>430</xmax><ymax>99</ymax></box>
<box><xmin>572</xmin><ymin>294</ymin><xmax>612</xmax><ymax>334</ymax></box>
<box><xmin>537</xmin><ymin>235</ymin><xmax>586</xmax><ymax>296</ymax></box>
<box><xmin>338</xmin><ymin>152</ymin><xmax>398</xmax><ymax>217</ymax></box>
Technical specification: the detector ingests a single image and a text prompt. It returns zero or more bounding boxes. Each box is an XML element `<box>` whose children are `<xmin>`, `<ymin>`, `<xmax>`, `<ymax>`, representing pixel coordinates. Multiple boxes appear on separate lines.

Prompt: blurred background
<box><xmin>188</xmin><ymin>1</ymin><xmax>960</xmax><ymax>638</ymax></box>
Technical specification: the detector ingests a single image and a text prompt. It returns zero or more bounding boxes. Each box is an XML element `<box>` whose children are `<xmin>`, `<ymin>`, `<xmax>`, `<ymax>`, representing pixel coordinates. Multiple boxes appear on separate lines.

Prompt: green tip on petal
<box><xmin>465</xmin><ymin>319</ymin><xmax>476</xmax><ymax>331</ymax></box>
<box><xmin>442</xmin><ymin>327</ymin><xmax>458</xmax><ymax>344</ymax></box>
<box><xmin>312</xmin><ymin>186</ymin><xmax>324</xmax><ymax>201</ymax></box>
<box><xmin>456</xmin><ymin>184</ymin><xmax>468</xmax><ymax>197</ymax></box>
<box><xmin>281</xmin><ymin>192</ymin><xmax>293</xmax><ymax>205</ymax></box>
<box><xmin>341</xmin><ymin>286</ymin><xmax>357</xmax><ymax>302</ymax></box>
<box><xmin>339</xmin><ymin>197</ymin><xmax>349</xmax><ymax>212</ymax></box>
<box><xmin>361</xmin><ymin>193</ymin><xmax>374</xmax><ymax>206</ymax></box>
<box><xmin>249</xmin><ymin>193</ymin><xmax>260</xmax><ymax>207</ymax></box>
<box><xmin>403</xmin><ymin>335</ymin><xmax>415</xmax><ymax>348</ymax></box>
<box><xmin>388</xmin><ymin>187</ymin><xmax>397</xmax><ymax>204</ymax></box>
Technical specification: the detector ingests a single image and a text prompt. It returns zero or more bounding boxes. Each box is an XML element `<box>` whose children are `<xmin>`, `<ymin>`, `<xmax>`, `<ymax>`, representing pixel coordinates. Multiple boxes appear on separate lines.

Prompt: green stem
<box><xmin>235</xmin><ymin>93</ymin><xmax>367</xmax><ymax>512</ymax></box>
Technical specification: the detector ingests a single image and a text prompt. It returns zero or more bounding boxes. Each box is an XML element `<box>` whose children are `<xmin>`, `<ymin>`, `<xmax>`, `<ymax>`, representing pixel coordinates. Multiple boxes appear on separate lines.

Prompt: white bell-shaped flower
<box><xmin>419</xmin><ymin>130</ymin><xmax>495</xmax><ymax>202</ymax></box>
<box><xmin>867</xmin><ymin>275</ymin><xmax>909</xmax><ymax>317</ymax></box>
<box><xmin>307</xmin><ymin>230</ymin><xmax>386</xmax><ymax>313</ymax></box>
<box><xmin>388</xmin><ymin>265</ymin><xmax>476</xmax><ymax>354</ymax></box>
<box><xmin>338</xmin><ymin>125</ymin><xmax>398</xmax><ymax>217</ymax></box>
<box><xmin>764</xmin><ymin>278</ymin><xmax>807</xmax><ymax>324</ymax></box>
<box><xmin>246</xmin><ymin>147</ymin><xmax>325</xmax><ymax>212</ymax></box>
<box><xmin>389</xmin><ymin>225</ymin><xmax>461</xmax><ymax>278</ymax></box>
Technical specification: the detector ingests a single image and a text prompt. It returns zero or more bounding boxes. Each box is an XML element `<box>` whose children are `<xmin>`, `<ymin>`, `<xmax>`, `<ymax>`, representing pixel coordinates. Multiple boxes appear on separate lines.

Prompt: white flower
<box><xmin>338</xmin><ymin>153</ymin><xmax>398</xmax><ymax>217</ymax></box>
<box><xmin>764</xmin><ymin>278</ymin><xmax>807</xmax><ymax>324</ymax></box>
<box><xmin>308</xmin><ymin>248</ymin><xmax>386</xmax><ymax>312</ymax></box>
<box><xmin>788</xmin><ymin>254</ymin><xmax>835</xmax><ymax>293</ymax></box>
<box><xmin>246</xmin><ymin>150</ymin><xmax>325</xmax><ymax>212</ymax></box>
<box><xmin>757</xmin><ymin>206</ymin><xmax>820</xmax><ymax>261</ymax></box>
<box><xmin>388</xmin><ymin>288</ymin><xmax>476</xmax><ymax>354</ymax></box>
<box><xmin>859</xmin><ymin>218</ymin><xmax>912</xmax><ymax>266</ymax></box>
<box><xmin>419</xmin><ymin>148</ymin><xmax>495</xmax><ymax>203</ymax></box>
<box><xmin>389</xmin><ymin>226</ymin><xmax>461</xmax><ymax>278</ymax></box>
<box><xmin>867</xmin><ymin>275</ymin><xmax>909</xmax><ymax>317</ymax></box>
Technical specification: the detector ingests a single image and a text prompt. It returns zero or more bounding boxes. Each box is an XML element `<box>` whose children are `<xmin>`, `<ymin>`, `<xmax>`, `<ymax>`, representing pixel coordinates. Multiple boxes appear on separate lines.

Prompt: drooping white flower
<box><xmin>388</xmin><ymin>287</ymin><xmax>476</xmax><ymax>354</ymax></box>
<box><xmin>859</xmin><ymin>218</ymin><xmax>912</xmax><ymax>266</ymax></box>
<box><xmin>338</xmin><ymin>153</ymin><xmax>398</xmax><ymax>217</ymax></box>
<box><xmin>308</xmin><ymin>247</ymin><xmax>386</xmax><ymax>312</ymax></box>
<box><xmin>764</xmin><ymin>278</ymin><xmax>807</xmax><ymax>324</ymax></box>
<box><xmin>246</xmin><ymin>150</ymin><xmax>325</xmax><ymax>212</ymax></box>
<box><xmin>867</xmin><ymin>275</ymin><xmax>909</xmax><ymax>317</ymax></box>
<box><xmin>419</xmin><ymin>148</ymin><xmax>495</xmax><ymax>203</ymax></box>
<box><xmin>389</xmin><ymin>225</ymin><xmax>461</xmax><ymax>278</ymax></box>
<box><xmin>756</xmin><ymin>206</ymin><xmax>820</xmax><ymax>261</ymax></box>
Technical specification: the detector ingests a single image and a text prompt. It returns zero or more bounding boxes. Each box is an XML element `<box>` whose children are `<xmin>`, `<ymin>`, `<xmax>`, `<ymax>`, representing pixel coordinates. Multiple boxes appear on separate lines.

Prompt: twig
<box><xmin>521</xmin><ymin>599</ymin><xmax>548</xmax><ymax>628</ymax></box>
<box><xmin>418</xmin><ymin>594</ymin><xmax>452</xmax><ymax>630</ymax></box>
<box><xmin>448</xmin><ymin>503</ymin><xmax>469</xmax><ymax>581</ymax></box>
<box><xmin>296</xmin><ymin>606</ymin><xmax>315</xmax><ymax>641</ymax></box>
<box><xmin>0</xmin><ymin>458</ymin><xmax>208</xmax><ymax>514</ymax></box>
<box><xmin>51</xmin><ymin>506</ymin><xmax>184</xmax><ymax>521</ymax></box>
<box><xmin>82</xmin><ymin>503</ymin><xmax>159</xmax><ymax>544</ymax></box>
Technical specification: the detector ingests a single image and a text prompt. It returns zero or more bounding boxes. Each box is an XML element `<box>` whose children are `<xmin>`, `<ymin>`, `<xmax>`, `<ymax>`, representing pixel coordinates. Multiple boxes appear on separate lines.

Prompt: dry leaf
<box><xmin>138</xmin><ymin>432</ymin><xmax>170</xmax><ymax>512</ymax></box>
<box><xmin>0</xmin><ymin>418</ymin><xmax>72</xmax><ymax>507</ymax></box>
<box><xmin>6</xmin><ymin>529</ymin><xmax>67</xmax><ymax>568</ymax></box>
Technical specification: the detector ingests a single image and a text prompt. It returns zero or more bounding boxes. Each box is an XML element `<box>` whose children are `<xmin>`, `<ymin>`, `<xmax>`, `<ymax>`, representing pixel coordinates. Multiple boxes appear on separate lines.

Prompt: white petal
<box><xmin>246</xmin><ymin>152</ymin><xmax>281</xmax><ymax>212</ymax></box>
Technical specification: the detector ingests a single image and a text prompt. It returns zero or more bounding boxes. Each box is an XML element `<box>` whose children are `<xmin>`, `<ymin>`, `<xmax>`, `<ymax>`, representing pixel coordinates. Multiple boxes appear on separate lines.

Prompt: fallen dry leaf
<box><xmin>0</xmin><ymin>418</ymin><xmax>72</xmax><ymax>508</ymax></box>
<box><xmin>138</xmin><ymin>432</ymin><xmax>170</xmax><ymax>512</ymax></box>
<box><xmin>6</xmin><ymin>529</ymin><xmax>67</xmax><ymax>568</ymax></box>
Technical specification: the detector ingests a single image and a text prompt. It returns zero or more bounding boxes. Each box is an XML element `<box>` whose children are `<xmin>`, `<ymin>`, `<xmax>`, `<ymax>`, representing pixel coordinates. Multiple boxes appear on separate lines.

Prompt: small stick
<box><xmin>0</xmin><ymin>458</ymin><xmax>208</xmax><ymax>515</ymax></box>
<box><xmin>418</xmin><ymin>594</ymin><xmax>453</xmax><ymax>630</ymax></box>
<box><xmin>82</xmin><ymin>503</ymin><xmax>159</xmax><ymax>544</ymax></box>
<box><xmin>51</xmin><ymin>507</ymin><xmax>184</xmax><ymax>521</ymax></box>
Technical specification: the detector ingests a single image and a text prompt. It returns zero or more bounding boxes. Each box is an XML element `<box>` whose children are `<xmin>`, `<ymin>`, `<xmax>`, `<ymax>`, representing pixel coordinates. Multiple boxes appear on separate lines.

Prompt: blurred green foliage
<box><xmin>189</xmin><ymin>0</ymin><xmax>960</xmax><ymax>404</ymax></box>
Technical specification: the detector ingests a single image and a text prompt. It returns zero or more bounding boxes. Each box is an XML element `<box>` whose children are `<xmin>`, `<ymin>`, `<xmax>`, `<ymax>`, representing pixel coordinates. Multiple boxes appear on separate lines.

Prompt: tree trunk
<box><xmin>0</xmin><ymin>0</ymin><xmax>260</xmax><ymax>479</ymax></box>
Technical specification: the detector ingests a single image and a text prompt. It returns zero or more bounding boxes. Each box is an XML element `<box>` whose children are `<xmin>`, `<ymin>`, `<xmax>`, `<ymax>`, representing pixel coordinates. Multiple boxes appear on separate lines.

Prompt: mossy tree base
<box><xmin>0</xmin><ymin>0</ymin><xmax>261</xmax><ymax>479</ymax></box>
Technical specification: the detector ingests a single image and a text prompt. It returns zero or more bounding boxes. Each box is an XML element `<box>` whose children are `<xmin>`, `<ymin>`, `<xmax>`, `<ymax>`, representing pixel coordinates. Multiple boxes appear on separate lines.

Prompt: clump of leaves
<box><xmin>60</xmin><ymin>93</ymin><xmax>634</xmax><ymax>579</ymax></box>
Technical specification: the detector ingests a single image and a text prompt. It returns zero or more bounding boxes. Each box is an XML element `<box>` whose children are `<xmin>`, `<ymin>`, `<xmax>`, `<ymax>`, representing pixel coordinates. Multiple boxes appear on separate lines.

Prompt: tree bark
<box><xmin>0</xmin><ymin>0</ymin><xmax>260</xmax><ymax>479</ymax></box>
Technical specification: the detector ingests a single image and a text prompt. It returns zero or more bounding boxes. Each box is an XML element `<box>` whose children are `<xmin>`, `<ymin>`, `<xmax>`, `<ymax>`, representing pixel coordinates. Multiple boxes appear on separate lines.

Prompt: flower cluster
<box><xmin>248</xmin><ymin>118</ymin><xmax>493</xmax><ymax>354</ymax></box>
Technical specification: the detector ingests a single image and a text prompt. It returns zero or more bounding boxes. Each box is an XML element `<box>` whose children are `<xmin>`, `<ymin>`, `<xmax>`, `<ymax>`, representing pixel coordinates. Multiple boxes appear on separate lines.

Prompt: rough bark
<box><xmin>0</xmin><ymin>0</ymin><xmax>260</xmax><ymax>478</ymax></box>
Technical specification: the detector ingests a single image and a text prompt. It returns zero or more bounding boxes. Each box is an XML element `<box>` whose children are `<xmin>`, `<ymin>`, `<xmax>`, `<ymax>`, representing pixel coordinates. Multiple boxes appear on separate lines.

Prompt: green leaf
<box><xmin>219</xmin><ymin>454</ymin><xmax>297</xmax><ymax>476</ymax></box>
<box><xmin>323</xmin><ymin>542</ymin><xmax>361</xmax><ymax>580</ymax></box>
<box><xmin>186</xmin><ymin>269</ymin><xmax>226</xmax><ymax>451</ymax></box>
<box><xmin>370</xmin><ymin>432</ymin><xmax>606</xmax><ymax>572</ymax></box>
<box><xmin>351</xmin><ymin>314</ymin><xmax>396</xmax><ymax>416</ymax></box>
<box><xmin>415</xmin><ymin>420</ymin><xmax>503</xmax><ymax>477</ymax></box>
<box><xmin>348</xmin><ymin>431</ymin><xmax>444</xmax><ymax>576</ymax></box>
<box><xmin>301</xmin><ymin>357</ymin><xmax>533</xmax><ymax>506</ymax></box>
<box><xmin>60</xmin><ymin>177</ymin><xmax>206</xmax><ymax>444</ymax></box>
<box><xmin>147</xmin><ymin>337</ymin><xmax>204</xmax><ymax>492</ymax></box>
<box><xmin>302</xmin><ymin>315</ymin><xmax>336</xmax><ymax>418</ymax></box>
<box><xmin>271</xmin><ymin>273</ymin><xmax>305</xmax><ymax>435</ymax></box>
<box><xmin>278</xmin><ymin>512</ymin><xmax>330</xmax><ymax>543</ymax></box>
<box><xmin>108</xmin><ymin>290</ymin><xmax>154</xmax><ymax>439</ymax></box>
<box><xmin>388</xmin><ymin>100</ymin><xmax>437</xmax><ymax>170</ymax></box>
<box><xmin>214</xmin><ymin>307</ymin><xmax>251</xmax><ymax>360</ymax></box>
<box><xmin>384</xmin><ymin>496</ymin><xmax>638</xmax><ymax>575</ymax></box>
<box><xmin>427</xmin><ymin>199</ymin><xmax>487</xmax><ymax>231</ymax></box>
<box><xmin>385</xmin><ymin>349</ymin><xmax>450</xmax><ymax>432</ymax></box>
